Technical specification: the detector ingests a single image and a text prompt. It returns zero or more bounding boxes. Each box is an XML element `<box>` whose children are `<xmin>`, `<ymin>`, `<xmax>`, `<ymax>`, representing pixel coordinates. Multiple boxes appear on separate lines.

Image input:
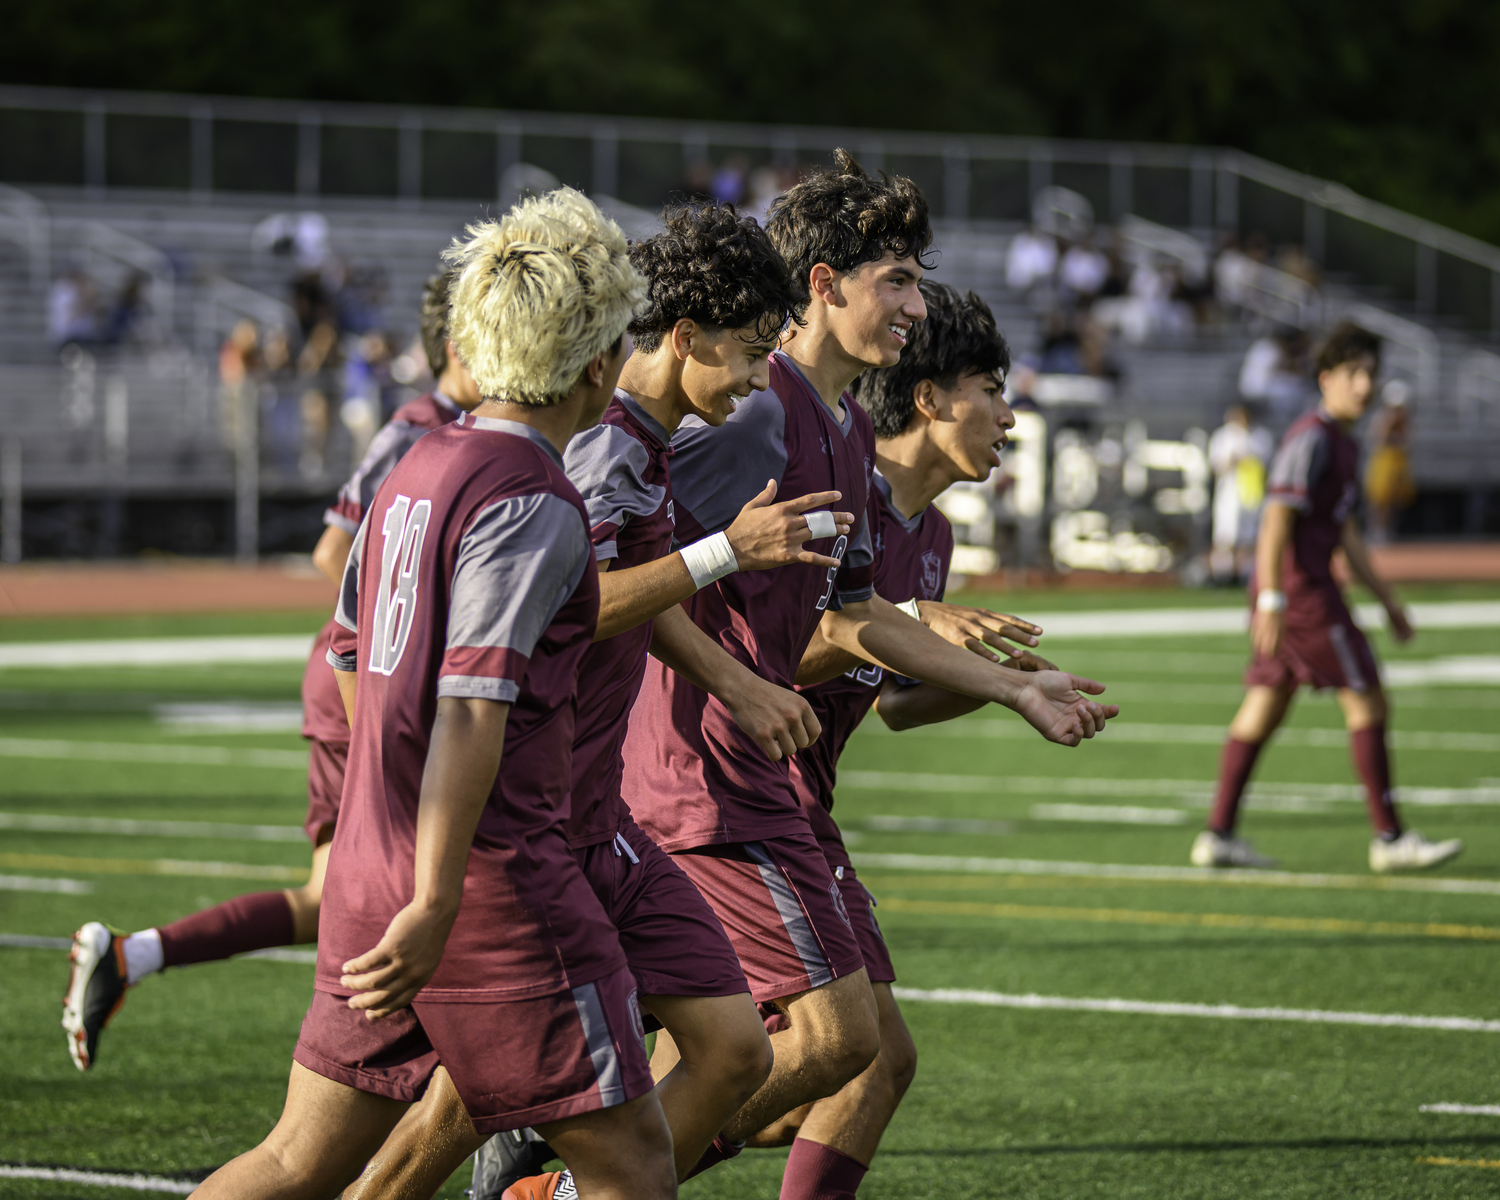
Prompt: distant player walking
<box><xmin>1192</xmin><ymin>322</ymin><xmax>1462</xmax><ymax>873</ymax></box>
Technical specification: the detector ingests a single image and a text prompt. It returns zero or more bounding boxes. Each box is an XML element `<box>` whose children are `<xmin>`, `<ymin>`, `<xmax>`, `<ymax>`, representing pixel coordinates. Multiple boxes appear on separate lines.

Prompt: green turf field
<box><xmin>4</xmin><ymin>587</ymin><xmax>1500</xmax><ymax>1197</ymax></box>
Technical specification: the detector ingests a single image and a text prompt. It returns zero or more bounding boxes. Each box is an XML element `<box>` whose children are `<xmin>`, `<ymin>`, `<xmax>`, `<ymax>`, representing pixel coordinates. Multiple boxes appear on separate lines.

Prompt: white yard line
<box><xmin>891</xmin><ymin>986</ymin><xmax>1500</xmax><ymax>1033</ymax></box>
<box><xmin>1022</xmin><ymin>600</ymin><xmax>1500</xmax><ymax>639</ymax></box>
<box><xmin>0</xmin><ymin>933</ymin><xmax>315</xmax><ymax>964</ymax></box>
<box><xmin>0</xmin><ymin>737</ymin><xmax>307</xmax><ymax>769</ymax></box>
<box><xmin>1030</xmin><ymin>803</ymin><xmax>1187</xmax><ymax>825</ymax></box>
<box><xmin>874</xmin><ymin>721</ymin><xmax>1500</xmax><ymax>752</ymax></box>
<box><xmin>0</xmin><ymin>634</ymin><xmax>314</xmax><ymax>669</ymax></box>
<box><xmin>1420</xmin><ymin>1103</ymin><xmax>1500</xmax><ymax>1116</ymax></box>
<box><xmin>0</xmin><ymin>812</ymin><xmax>306</xmax><ymax>841</ymax></box>
<box><xmin>0</xmin><ymin>875</ymin><xmax>91</xmax><ymax>894</ymax></box>
<box><xmin>0</xmin><ymin>1165</ymin><xmax>196</xmax><ymax>1193</ymax></box>
<box><xmin>852</xmin><ymin>851</ymin><xmax>1500</xmax><ymax>895</ymax></box>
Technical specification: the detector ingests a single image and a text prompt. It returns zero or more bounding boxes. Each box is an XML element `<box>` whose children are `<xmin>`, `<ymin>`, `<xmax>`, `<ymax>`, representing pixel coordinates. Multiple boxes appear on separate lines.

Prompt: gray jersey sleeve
<box><xmin>324</xmin><ymin>419</ymin><xmax>426</xmax><ymax>533</ymax></box>
<box><xmin>438</xmin><ymin>492</ymin><xmax>591</xmax><ymax>702</ymax></box>
<box><xmin>833</xmin><ymin>518</ymin><xmax>876</xmax><ymax>605</ymax></box>
<box><xmin>563</xmin><ymin>423</ymin><xmax>665</xmax><ymax>561</ymax></box>
<box><xmin>325</xmin><ymin>515</ymin><xmax>369</xmax><ymax>673</ymax></box>
<box><xmin>667</xmin><ymin>388</ymin><xmax>788</xmax><ymax>541</ymax></box>
<box><xmin>1266</xmin><ymin>424</ymin><xmax>1328</xmax><ymax>512</ymax></box>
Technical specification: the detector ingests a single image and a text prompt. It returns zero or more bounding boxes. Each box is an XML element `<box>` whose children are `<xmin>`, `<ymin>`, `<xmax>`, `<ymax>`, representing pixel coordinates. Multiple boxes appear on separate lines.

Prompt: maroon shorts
<box><xmin>806</xmin><ymin>802</ymin><xmax>894</xmax><ymax>984</ymax></box>
<box><xmin>293</xmin><ymin>963</ymin><xmax>654</xmax><ymax>1134</ymax></box>
<box><xmin>673</xmin><ymin>828</ymin><xmax>866</xmax><ymax>1004</ymax></box>
<box><xmin>578</xmin><ymin>818</ymin><xmax>748</xmax><ymax>1000</ymax></box>
<box><xmin>1245</xmin><ymin>615</ymin><xmax>1380</xmax><ymax>694</ymax></box>
<box><xmin>303</xmin><ymin>737</ymin><xmax>348</xmax><ymax>846</ymax></box>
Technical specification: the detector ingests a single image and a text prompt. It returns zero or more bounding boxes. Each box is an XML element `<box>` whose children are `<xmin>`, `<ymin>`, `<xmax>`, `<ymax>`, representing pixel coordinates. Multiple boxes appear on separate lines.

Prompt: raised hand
<box><xmin>340</xmin><ymin>900</ymin><xmax>457</xmax><ymax>1019</ymax></box>
<box><xmin>916</xmin><ymin>599</ymin><xmax>1042</xmax><ymax>663</ymax></box>
<box><xmin>724</xmin><ymin>479</ymin><xmax>856</xmax><ymax>572</ymax></box>
<box><xmin>1000</xmin><ymin>648</ymin><xmax>1059</xmax><ymax>672</ymax></box>
<box><xmin>1010</xmin><ymin>671</ymin><xmax>1119</xmax><ymax>747</ymax></box>
<box><xmin>1388</xmin><ymin>605</ymin><xmax>1415</xmax><ymax>643</ymax></box>
<box><xmin>721</xmin><ymin>669</ymin><xmax>823</xmax><ymax>761</ymax></box>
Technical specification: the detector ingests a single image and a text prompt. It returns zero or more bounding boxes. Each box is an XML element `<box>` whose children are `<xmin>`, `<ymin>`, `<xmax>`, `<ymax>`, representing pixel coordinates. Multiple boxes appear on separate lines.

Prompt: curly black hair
<box><xmin>853</xmin><ymin>282</ymin><xmax>1011</xmax><ymax>439</ymax></box>
<box><xmin>1315</xmin><ymin>320</ymin><xmax>1381</xmax><ymax>375</ymax></box>
<box><xmin>766</xmin><ymin>149</ymin><xmax>934</xmax><ymax>306</ymax></box>
<box><xmin>627</xmin><ymin>204</ymin><xmax>804</xmax><ymax>354</ymax></box>
<box><xmin>419</xmin><ymin>268</ymin><xmax>457</xmax><ymax>378</ymax></box>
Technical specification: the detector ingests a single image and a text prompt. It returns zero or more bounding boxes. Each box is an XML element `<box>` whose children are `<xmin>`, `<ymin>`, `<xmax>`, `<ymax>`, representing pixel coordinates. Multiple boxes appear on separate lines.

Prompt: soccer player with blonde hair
<box><xmin>194</xmin><ymin>188</ymin><xmax>676</xmax><ymax>1200</ymax></box>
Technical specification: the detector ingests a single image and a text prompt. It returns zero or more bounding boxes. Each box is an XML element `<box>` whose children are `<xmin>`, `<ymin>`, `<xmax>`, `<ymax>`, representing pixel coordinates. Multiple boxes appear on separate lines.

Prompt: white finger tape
<box><xmin>806</xmin><ymin>510</ymin><xmax>838</xmax><ymax>540</ymax></box>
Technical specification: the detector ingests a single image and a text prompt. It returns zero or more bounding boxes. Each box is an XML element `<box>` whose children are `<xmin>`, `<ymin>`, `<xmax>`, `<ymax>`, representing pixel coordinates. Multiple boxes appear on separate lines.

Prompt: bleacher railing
<box><xmin>2</xmin><ymin>83</ymin><xmax>1497</xmax><ymax>340</ymax></box>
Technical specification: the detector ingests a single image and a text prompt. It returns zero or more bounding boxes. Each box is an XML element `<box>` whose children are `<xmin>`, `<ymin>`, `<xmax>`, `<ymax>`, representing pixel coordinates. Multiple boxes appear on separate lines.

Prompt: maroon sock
<box><xmin>157</xmin><ymin>891</ymin><xmax>297</xmax><ymax>968</ymax></box>
<box><xmin>779</xmin><ymin>1138</ymin><xmax>868</xmax><ymax>1200</ymax></box>
<box><xmin>1350</xmin><ymin>724</ymin><xmax>1402</xmax><ymax>838</ymax></box>
<box><xmin>685</xmin><ymin>1135</ymin><xmax>744</xmax><ymax>1181</ymax></box>
<box><xmin>1208</xmin><ymin>739</ymin><xmax>1263</xmax><ymax>835</ymax></box>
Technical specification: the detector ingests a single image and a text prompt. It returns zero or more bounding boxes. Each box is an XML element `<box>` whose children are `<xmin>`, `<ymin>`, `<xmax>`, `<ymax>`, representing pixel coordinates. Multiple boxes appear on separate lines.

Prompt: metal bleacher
<box><xmin>0</xmin><ymin>83</ymin><xmax>1497</xmax><ymax>562</ymax></box>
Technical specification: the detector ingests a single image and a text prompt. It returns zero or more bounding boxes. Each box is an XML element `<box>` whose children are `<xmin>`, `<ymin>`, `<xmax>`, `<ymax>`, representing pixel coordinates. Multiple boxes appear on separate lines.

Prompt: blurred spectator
<box><xmin>48</xmin><ymin>269</ymin><xmax>98</xmax><ymax>347</ymax></box>
<box><xmin>1276</xmin><ymin>243</ymin><xmax>1321</xmax><ymax>290</ymax></box>
<box><xmin>1006</xmin><ymin>227</ymin><xmax>1057</xmax><ymax>292</ymax></box>
<box><xmin>100</xmin><ymin>271</ymin><xmax>152</xmax><ymax>345</ymax></box>
<box><xmin>341</xmin><ymin>331</ymin><xmax>396</xmax><ymax>462</ymax></box>
<box><xmin>1038</xmin><ymin>311</ymin><xmax>1084</xmax><ymax>374</ymax></box>
<box><xmin>252</xmin><ymin>212</ymin><xmax>332</xmax><ymax>273</ymax></box>
<box><xmin>290</xmin><ymin>272</ymin><xmax>339</xmax><ymax>479</ymax></box>
<box><xmin>1364</xmin><ymin>383</ymin><xmax>1416</xmax><ymax>545</ymax></box>
<box><xmin>218</xmin><ymin>319</ymin><xmax>261</xmax><ymax>454</ymax></box>
<box><xmin>680</xmin><ymin>161</ymin><xmax>714</xmax><ymax>202</ymax></box>
<box><xmin>712</xmin><ymin>156</ymin><xmax>749</xmax><ymax>206</ymax></box>
<box><xmin>1059</xmin><ymin>239</ymin><xmax>1109</xmax><ymax>301</ymax></box>
<box><xmin>1239</xmin><ymin>327</ymin><xmax>1313</xmax><ymax>428</ymax></box>
<box><xmin>1208</xmin><ymin>403</ymin><xmax>1274</xmax><ymax>582</ymax></box>
<box><xmin>744</xmin><ymin>164</ymin><xmax>794</xmax><ymax>226</ymax></box>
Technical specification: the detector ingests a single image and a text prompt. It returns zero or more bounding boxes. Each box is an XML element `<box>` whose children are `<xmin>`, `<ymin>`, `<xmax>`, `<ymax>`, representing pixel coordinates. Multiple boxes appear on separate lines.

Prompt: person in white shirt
<box><xmin>1208</xmin><ymin>404</ymin><xmax>1275</xmax><ymax>582</ymax></box>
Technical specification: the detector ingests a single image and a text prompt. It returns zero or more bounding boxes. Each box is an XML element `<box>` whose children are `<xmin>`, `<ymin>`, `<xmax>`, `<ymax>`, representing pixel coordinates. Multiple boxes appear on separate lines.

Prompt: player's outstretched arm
<box><xmin>341</xmin><ymin>697</ymin><xmax>510</xmax><ymax>1018</ymax></box>
<box><xmin>914</xmin><ymin>600</ymin><xmax>1042</xmax><ymax>663</ymax></box>
<box><xmin>874</xmin><ymin>677</ymin><xmax>987</xmax><ymax>731</ymax></box>
<box><xmin>592</xmin><ymin>481</ymin><xmax>854</xmax><ymax>641</ymax></box>
<box><xmin>1251</xmin><ymin>502</ymin><xmax>1296</xmax><ymax>659</ymax></box>
<box><xmin>650</xmin><ymin>604</ymin><xmax>821</xmax><ymax>761</ymax></box>
<box><xmin>820</xmin><ymin>594</ymin><xmax>1117</xmax><ymax>746</ymax></box>
<box><xmin>1341</xmin><ymin>518</ymin><xmax>1414</xmax><ymax>642</ymax></box>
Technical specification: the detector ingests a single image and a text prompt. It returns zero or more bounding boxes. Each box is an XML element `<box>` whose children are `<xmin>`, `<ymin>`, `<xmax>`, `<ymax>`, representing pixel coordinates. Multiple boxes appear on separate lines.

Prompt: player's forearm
<box><xmin>820</xmin><ymin>594</ymin><xmax>1028</xmax><ymax>709</ymax></box>
<box><xmin>795</xmin><ymin>622</ymin><xmax>865</xmax><ymax>685</ymax></box>
<box><xmin>1341</xmin><ymin>521</ymin><xmax>1396</xmax><ymax>607</ymax></box>
<box><xmin>410</xmin><ymin>697</ymin><xmax>509</xmax><ymax>914</ymax></box>
<box><xmin>313</xmin><ymin>524</ymin><xmax>355</xmax><ymax>586</ymax></box>
<box><xmin>1255</xmin><ymin>503</ymin><xmax>1295</xmax><ymax>592</ymax></box>
<box><xmin>334</xmin><ymin>667</ymin><xmax>357</xmax><ymax>728</ymax></box>
<box><xmin>875</xmin><ymin>678</ymin><xmax>987</xmax><ymax>731</ymax></box>
<box><xmin>648</xmin><ymin>603</ymin><xmax>761</xmax><ymax>702</ymax></box>
<box><xmin>594</xmin><ymin>554</ymin><xmax>698</xmax><ymax>641</ymax></box>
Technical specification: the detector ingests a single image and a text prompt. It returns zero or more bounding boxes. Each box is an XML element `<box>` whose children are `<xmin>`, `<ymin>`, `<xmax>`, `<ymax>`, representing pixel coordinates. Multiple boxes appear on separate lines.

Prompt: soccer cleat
<box><xmin>501</xmin><ymin>1171</ymin><xmax>575</xmax><ymax>1200</ymax></box>
<box><xmin>1369</xmin><ymin>830</ymin><xmax>1464</xmax><ymax>873</ymax></box>
<box><xmin>469</xmin><ymin>1130</ymin><xmax>557</xmax><ymax>1200</ymax></box>
<box><xmin>61</xmin><ymin>921</ymin><xmax>130</xmax><ymax>1071</ymax></box>
<box><xmin>1191</xmin><ymin>831</ymin><xmax>1278</xmax><ymax>869</ymax></box>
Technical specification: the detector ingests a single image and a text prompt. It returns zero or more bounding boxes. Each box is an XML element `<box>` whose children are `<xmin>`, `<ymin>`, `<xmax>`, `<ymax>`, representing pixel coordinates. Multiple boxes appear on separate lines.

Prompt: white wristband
<box><xmin>1256</xmin><ymin>589</ymin><xmax>1287</xmax><ymax>613</ymax></box>
<box><xmin>680</xmin><ymin>532</ymin><xmax>739</xmax><ymax>590</ymax></box>
<box><xmin>896</xmin><ymin>598</ymin><xmax>921</xmax><ymax>620</ymax></box>
<box><xmin>805</xmin><ymin>510</ymin><xmax>838</xmax><ymax>540</ymax></box>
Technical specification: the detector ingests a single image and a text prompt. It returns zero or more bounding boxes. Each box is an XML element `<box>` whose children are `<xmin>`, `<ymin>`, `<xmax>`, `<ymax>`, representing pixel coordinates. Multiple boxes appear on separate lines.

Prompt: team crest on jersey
<box><xmin>920</xmin><ymin>551</ymin><xmax>942</xmax><ymax>599</ymax></box>
<box><xmin>829</xmin><ymin>879</ymin><xmax>852</xmax><ymax>929</ymax></box>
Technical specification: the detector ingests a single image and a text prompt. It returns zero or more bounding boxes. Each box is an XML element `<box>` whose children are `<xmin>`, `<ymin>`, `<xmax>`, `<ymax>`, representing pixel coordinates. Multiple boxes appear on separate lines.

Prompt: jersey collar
<box><xmin>457</xmin><ymin>412</ymin><xmax>565</xmax><ymax>468</ymax></box>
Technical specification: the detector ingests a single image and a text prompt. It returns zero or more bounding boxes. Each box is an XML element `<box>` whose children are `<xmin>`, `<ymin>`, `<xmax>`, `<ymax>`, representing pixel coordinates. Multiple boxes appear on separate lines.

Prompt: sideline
<box><xmin>0</xmin><ymin>1165</ymin><xmax>195</xmax><ymax>1194</ymax></box>
<box><xmin>891</xmin><ymin>986</ymin><xmax>1500</xmax><ymax>1033</ymax></box>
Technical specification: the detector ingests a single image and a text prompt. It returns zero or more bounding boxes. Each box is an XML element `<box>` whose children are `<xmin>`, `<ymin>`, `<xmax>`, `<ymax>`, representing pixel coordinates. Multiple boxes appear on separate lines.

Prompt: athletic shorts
<box><xmin>302</xmin><ymin>738</ymin><xmax>348</xmax><ymax>846</ymax></box>
<box><xmin>673</xmin><ymin>828</ymin><xmax>866</xmax><ymax>1004</ymax></box>
<box><xmin>805</xmin><ymin>802</ymin><xmax>895</xmax><ymax>985</ymax></box>
<box><xmin>293</xmin><ymin>963</ymin><xmax>654</xmax><ymax>1134</ymax></box>
<box><xmin>1245</xmin><ymin>615</ymin><xmax>1380</xmax><ymax>694</ymax></box>
<box><xmin>577</xmin><ymin>817</ymin><xmax>749</xmax><ymax>1001</ymax></box>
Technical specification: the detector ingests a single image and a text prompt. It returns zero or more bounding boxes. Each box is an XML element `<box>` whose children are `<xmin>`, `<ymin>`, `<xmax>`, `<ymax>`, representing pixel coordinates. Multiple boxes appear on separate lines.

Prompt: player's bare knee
<box><xmin>719</xmin><ymin>1014</ymin><xmax>774</xmax><ymax>1099</ymax></box>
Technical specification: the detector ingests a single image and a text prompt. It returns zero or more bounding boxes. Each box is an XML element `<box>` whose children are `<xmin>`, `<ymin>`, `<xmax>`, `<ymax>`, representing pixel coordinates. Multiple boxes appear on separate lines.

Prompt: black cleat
<box><xmin>61</xmin><ymin>921</ymin><xmax>130</xmax><ymax>1071</ymax></box>
<box><xmin>468</xmin><ymin>1129</ymin><xmax>557</xmax><ymax>1200</ymax></box>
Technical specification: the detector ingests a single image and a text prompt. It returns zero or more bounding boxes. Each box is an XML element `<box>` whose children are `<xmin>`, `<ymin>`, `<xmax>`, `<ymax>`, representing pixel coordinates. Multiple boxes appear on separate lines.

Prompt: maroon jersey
<box><xmin>303</xmin><ymin>391</ymin><xmax>464</xmax><ymax>748</ymax></box>
<box><xmin>1256</xmin><ymin>407</ymin><xmax>1361</xmax><ymax>626</ymax></box>
<box><xmin>562</xmin><ymin>391</ymin><xmax>676</xmax><ymax>848</ymax></box>
<box><xmin>791</xmin><ymin>472</ymin><xmax>954</xmax><ymax>841</ymax></box>
<box><xmin>622</xmin><ymin>351</ymin><xmax>876</xmax><ymax>852</ymax></box>
<box><xmin>319</xmin><ymin>414</ymin><xmax>626</xmax><ymax>1000</ymax></box>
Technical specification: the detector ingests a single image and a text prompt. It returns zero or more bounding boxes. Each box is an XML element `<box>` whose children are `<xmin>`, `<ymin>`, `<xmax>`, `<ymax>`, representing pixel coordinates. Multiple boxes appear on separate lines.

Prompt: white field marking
<box><xmin>1385</xmin><ymin>656</ymin><xmax>1500</xmax><ymax>687</ymax></box>
<box><xmin>1109</xmin><ymin>677</ymin><xmax>1500</xmax><ymax>705</ymax></box>
<box><xmin>871</xmin><ymin>720</ymin><xmax>1500</xmax><ymax>752</ymax></box>
<box><xmin>0</xmin><ymin>852</ymin><xmax>308</xmax><ymax>882</ymax></box>
<box><xmin>1420</xmin><ymin>1103</ymin><xmax>1500</xmax><ymax>1116</ymax></box>
<box><xmin>246</xmin><ymin>947</ymin><xmax>317</xmax><ymax>964</ymax></box>
<box><xmin>890</xmin><ymin>987</ymin><xmax>1500</xmax><ymax>1034</ymax></box>
<box><xmin>0</xmin><ymin>736</ymin><xmax>307</xmax><ymax>769</ymax></box>
<box><xmin>851</xmin><ymin>852</ymin><xmax>1500</xmax><ymax>896</ymax></box>
<box><xmin>0</xmin><ymin>934</ymin><xmax>73</xmax><ymax>949</ymax></box>
<box><xmin>0</xmin><ymin>811</ymin><xmax>306</xmax><ymax>842</ymax></box>
<box><xmin>0</xmin><ymin>634</ymin><xmax>314</xmax><ymax>669</ymax></box>
<box><xmin>0</xmin><ymin>1165</ymin><xmax>195</xmax><ymax>1193</ymax></box>
<box><xmin>863</xmin><ymin>815</ymin><xmax>1016</xmax><ymax>835</ymax></box>
<box><xmin>837</xmin><ymin>771</ymin><xmax>1500</xmax><ymax>808</ymax></box>
<box><xmin>1031</xmin><ymin>803</ymin><xmax>1187</xmax><ymax>825</ymax></box>
<box><xmin>1021</xmin><ymin>600</ymin><xmax>1500</xmax><ymax>639</ymax></box>
<box><xmin>153</xmin><ymin>701</ymin><xmax>305</xmax><ymax>733</ymax></box>
<box><xmin>0</xmin><ymin>875</ymin><xmax>92</xmax><ymax>894</ymax></box>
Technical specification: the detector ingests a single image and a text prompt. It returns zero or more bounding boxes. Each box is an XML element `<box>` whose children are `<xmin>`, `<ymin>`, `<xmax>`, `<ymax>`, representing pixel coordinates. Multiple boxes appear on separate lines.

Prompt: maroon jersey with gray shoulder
<box><xmin>622</xmin><ymin>351</ymin><xmax>876</xmax><ymax>852</ymax></box>
<box><xmin>304</xmin><ymin>391</ymin><xmax>464</xmax><ymax>748</ymax></box>
<box><xmin>561</xmin><ymin>391</ymin><xmax>675</xmax><ymax>848</ymax></box>
<box><xmin>791</xmin><ymin>471</ymin><xmax>954</xmax><ymax>828</ymax></box>
<box><xmin>1257</xmin><ymin>407</ymin><xmax>1361</xmax><ymax>626</ymax></box>
<box><xmin>319</xmin><ymin>414</ymin><xmax>626</xmax><ymax>1000</ymax></box>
